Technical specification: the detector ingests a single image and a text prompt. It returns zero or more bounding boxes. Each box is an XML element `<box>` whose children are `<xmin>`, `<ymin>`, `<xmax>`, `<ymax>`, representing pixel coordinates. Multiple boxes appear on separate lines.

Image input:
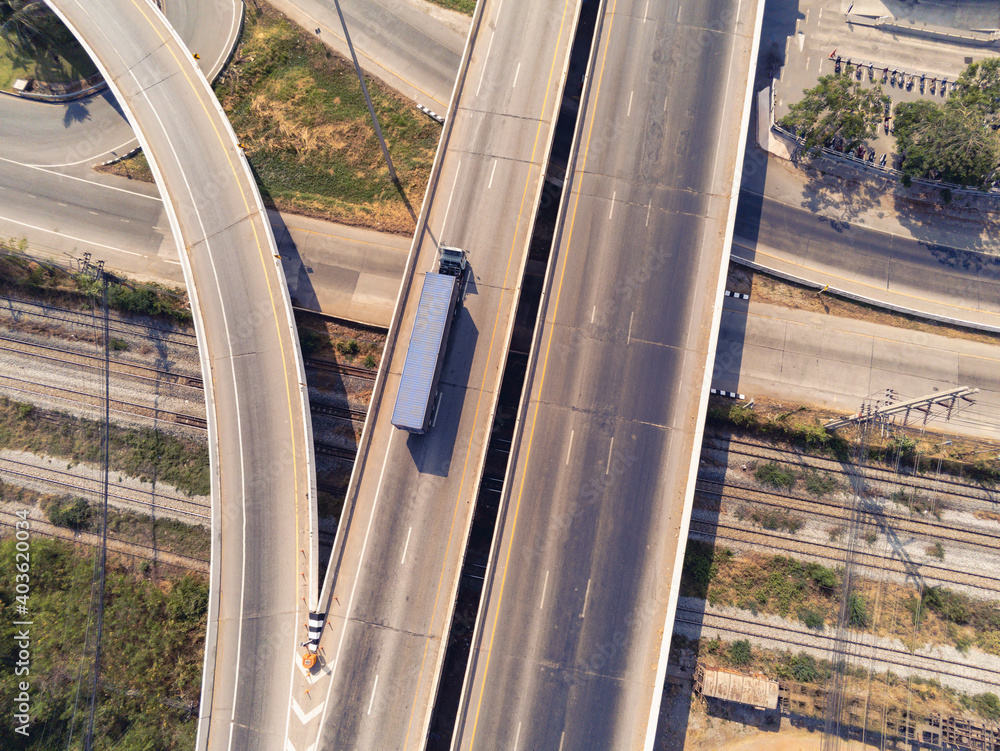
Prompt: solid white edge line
<box><xmin>0</xmin><ymin>156</ymin><xmax>162</xmax><ymax>200</ymax></box>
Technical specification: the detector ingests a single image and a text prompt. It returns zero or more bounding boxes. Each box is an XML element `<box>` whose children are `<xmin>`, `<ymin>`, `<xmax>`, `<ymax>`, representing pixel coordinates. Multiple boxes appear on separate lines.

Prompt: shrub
<box><xmin>807</xmin><ymin>563</ymin><xmax>837</xmax><ymax>592</ymax></box>
<box><xmin>47</xmin><ymin>497</ymin><xmax>93</xmax><ymax>530</ymax></box>
<box><xmin>798</xmin><ymin>607</ymin><xmax>825</xmax><ymax>631</ymax></box>
<box><xmin>336</xmin><ymin>338</ymin><xmax>359</xmax><ymax>356</ymax></box>
<box><xmin>790</xmin><ymin>653</ymin><xmax>819</xmax><ymax>682</ymax></box>
<box><xmin>680</xmin><ymin>540</ymin><xmax>732</xmax><ymax>600</ymax></box>
<box><xmin>848</xmin><ymin>592</ymin><xmax>869</xmax><ymax>628</ymax></box>
<box><xmin>15</xmin><ymin>401</ymin><xmax>34</xmax><ymax>419</ymax></box>
<box><xmin>927</xmin><ymin>542</ymin><xmax>945</xmax><ymax>561</ymax></box>
<box><xmin>971</xmin><ymin>693</ymin><xmax>1000</xmax><ymax>721</ymax></box>
<box><xmin>754</xmin><ymin>462</ymin><xmax>796</xmax><ymax>489</ymax></box>
<box><xmin>922</xmin><ymin>587</ymin><xmax>969</xmax><ymax>625</ymax></box>
<box><xmin>729</xmin><ymin>639</ymin><xmax>752</xmax><ymax>666</ymax></box>
<box><xmin>299</xmin><ymin>329</ymin><xmax>325</xmax><ymax>357</ymax></box>
<box><xmin>363</xmin><ymin>353</ymin><xmax>377</xmax><ymax>369</ymax></box>
<box><xmin>109</xmin><ymin>337</ymin><xmax>129</xmax><ymax>352</ymax></box>
<box><xmin>804</xmin><ymin>471</ymin><xmax>838</xmax><ymax>497</ymax></box>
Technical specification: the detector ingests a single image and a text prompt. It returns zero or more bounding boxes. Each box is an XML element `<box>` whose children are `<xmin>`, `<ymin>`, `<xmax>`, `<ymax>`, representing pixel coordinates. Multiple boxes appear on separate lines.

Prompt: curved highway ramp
<box><xmin>43</xmin><ymin>1</ymin><xmax>318</xmax><ymax>749</ymax></box>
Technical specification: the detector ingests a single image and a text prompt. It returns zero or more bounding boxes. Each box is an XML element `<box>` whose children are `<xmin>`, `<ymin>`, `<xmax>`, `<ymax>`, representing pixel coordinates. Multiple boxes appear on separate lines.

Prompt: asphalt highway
<box><xmin>451</xmin><ymin>0</ymin><xmax>764</xmax><ymax>749</ymax></box>
<box><xmin>43</xmin><ymin>2</ymin><xmax>316</xmax><ymax>750</ymax></box>
<box><xmin>283</xmin><ymin>0</ymin><xmax>583</xmax><ymax>748</ymax></box>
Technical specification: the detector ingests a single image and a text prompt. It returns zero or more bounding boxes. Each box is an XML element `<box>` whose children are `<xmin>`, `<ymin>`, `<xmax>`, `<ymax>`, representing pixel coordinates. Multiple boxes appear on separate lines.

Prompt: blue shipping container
<box><xmin>391</xmin><ymin>272</ymin><xmax>460</xmax><ymax>433</ymax></box>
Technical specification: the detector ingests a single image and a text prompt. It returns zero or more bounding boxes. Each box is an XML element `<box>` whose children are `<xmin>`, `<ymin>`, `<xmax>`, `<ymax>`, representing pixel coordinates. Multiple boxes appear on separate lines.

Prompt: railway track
<box><xmin>1</xmin><ymin>355</ymin><xmax>365</xmax><ymax>427</ymax></box>
<box><xmin>0</xmin><ymin>512</ymin><xmax>339</xmax><ymax>572</ymax></box>
<box><xmin>687</xmin><ymin>516</ymin><xmax>1000</xmax><ymax>593</ymax></box>
<box><xmin>0</xmin><ymin>512</ymin><xmax>209</xmax><ymax>571</ymax></box>
<box><xmin>305</xmin><ymin>357</ymin><xmax>377</xmax><ymax>381</ymax></box>
<box><xmin>696</xmin><ymin>478</ymin><xmax>1000</xmax><ymax>555</ymax></box>
<box><xmin>674</xmin><ymin>603</ymin><xmax>1000</xmax><ymax>690</ymax></box>
<box><xmin>0</xmin><ymin>335</ymin><xmax>204</xmax><ymax>388</ymax></box>
<box><xmin>703</xmin><ymin>435</ymin><xmax>999</xmax><ymax>508</ymax></box>
<box><xmin>0</xmin><ymin>455</ymin><xmax>211</xmax><ymax>522</ymax></box>
<box><xmin>0</xmin><ymin>294</ymin><xmax>199</xmax><ymax>347</ymax></box>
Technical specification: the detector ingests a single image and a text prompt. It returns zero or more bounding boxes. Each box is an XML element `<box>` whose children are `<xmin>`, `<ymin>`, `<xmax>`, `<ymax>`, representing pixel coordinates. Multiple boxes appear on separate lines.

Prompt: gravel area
<box><xmin>0</xmin><ymin>448</ymin><xmax>210</xmax><ymax>527</ymax></box>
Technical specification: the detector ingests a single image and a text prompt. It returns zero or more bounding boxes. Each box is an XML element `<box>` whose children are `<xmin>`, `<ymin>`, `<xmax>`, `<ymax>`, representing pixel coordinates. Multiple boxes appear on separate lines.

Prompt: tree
<box><xmin>0</xmin><ymin>0</ymin><xmax>76</xmax><ymax>58</ymax></box>
<box><xmin>780</xmin><ymin>73</ymin><xmax>890</xmax><ymax>152</ymax></box>
<box><xmin>953</xmin><ymin>57</ymin><xmax>1000</xmax><ymax>126</ymax></box>
<box><xmin>894</xmin><ymin>100</ymin><xmax>1000</xmax><ymax>189</ymax></box>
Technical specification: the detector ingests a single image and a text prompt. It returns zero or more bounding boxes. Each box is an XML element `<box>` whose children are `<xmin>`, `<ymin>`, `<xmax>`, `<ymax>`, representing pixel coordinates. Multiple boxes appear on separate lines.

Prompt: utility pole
<box><xmin>330</xmin><ymin>0</ymin><xmax>398</xmax><ymax>184</ymax></box>
<box><xmin>84</xmin><ymin>261</ymin><xmax>111</xmax><ymax>751</ymax></box>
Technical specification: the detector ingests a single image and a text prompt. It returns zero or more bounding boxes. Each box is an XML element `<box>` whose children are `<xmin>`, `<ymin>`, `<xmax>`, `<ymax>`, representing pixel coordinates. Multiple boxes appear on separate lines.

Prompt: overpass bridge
<box><xmin>43</xmin><ymin>1</ymin><xmax>318</xmax><ymax>749</ymax></box>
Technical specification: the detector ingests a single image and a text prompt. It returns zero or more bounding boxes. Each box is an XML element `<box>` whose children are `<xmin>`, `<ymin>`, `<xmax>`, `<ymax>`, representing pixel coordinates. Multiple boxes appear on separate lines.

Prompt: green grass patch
<box><xmin>211</xmin><ymin>4</ymin><xmax>442</xmax><ymax>233</ymax></box>
<box><xmin>0</xmin><ymin>16</ymin><xmax>97</xmax><ymax>91</ymax></box>
<box><xmin>0</xmin><ymin>537</ymin><xmax>203</xmax><ymax>750</ymax></box>
<box><xmin>803</xmin><ymin>470</ymin><xmax>838</xmax><ymax>497</ymax></box>
<box><xmin>0</xmin><ymin>396</ymin><xmax>210</xmax><ymax>497</ymax></box>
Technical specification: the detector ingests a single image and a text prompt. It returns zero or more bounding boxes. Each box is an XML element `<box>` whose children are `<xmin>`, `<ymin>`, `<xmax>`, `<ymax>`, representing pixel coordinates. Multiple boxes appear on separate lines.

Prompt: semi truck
<box><xmin>390</xmin><ymin>246</ymin><xmax>467</xmax><ymax>433</ymax></box>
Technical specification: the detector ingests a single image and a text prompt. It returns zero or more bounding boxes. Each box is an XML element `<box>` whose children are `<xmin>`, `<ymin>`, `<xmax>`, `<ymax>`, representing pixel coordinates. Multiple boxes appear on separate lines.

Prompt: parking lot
<box><xmin>773</xmin><ymin>0</ymin><xmax>1000</xmax><ymax>164</ymax></box>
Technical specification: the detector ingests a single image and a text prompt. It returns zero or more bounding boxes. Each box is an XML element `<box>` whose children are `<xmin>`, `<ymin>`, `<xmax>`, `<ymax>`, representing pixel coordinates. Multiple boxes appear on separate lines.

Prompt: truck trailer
<box><xmin>390</xmin><ymin>246</ymin><xmax>467</xmax><ymax>433</ymax></box>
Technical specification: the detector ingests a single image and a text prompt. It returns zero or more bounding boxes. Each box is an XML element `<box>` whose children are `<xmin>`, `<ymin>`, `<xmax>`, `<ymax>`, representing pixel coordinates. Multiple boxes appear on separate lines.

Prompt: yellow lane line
<box><xmin>465</xmin><ymin>0</ymin><xmax>619</xmax><ymax>746</ymax></box>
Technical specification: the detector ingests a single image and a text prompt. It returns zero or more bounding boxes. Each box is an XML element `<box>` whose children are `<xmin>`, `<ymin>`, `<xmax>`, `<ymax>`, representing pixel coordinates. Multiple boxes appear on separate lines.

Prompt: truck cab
<box><xmin>437</xmin><ymin>245</ymin><xmax>467</xmax><ymax>277</ymax></box>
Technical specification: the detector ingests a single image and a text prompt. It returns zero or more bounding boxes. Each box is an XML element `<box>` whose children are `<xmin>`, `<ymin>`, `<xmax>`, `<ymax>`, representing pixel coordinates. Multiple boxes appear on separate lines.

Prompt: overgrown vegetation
<box><xmin>210</xmin><ymin>4</ymin><xmax>441</xmax><ymax>232</ymax></box>
<box><xmin>0</xmin><ymin>245</ymin><xmax>191</xmax><ymax>324</ymax></box>
<box><xmin>681</xmin><ymin>545</ymin><xmax>837</xmax><ymax>618</ymax></box>
<box><xmin>0</xmin><ymin>396</ymin><xmax>210</xmax><ymax>496</ymax></box>
<box><xmin>707</xmin><ymin>402</ymin><xmax>850</xmax><ymax>461</ymax></box>
<box><xmin>0</xmin><ymin>537</ymin><xmax>204</xmax><ymax>750</ymax></box>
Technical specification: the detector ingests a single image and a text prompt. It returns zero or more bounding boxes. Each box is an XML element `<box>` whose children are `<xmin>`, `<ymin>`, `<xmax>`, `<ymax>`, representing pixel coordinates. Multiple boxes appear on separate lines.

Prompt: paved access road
<box><xmin>734</xmin><ymin>190</ymin><xmax>1000</xmax><ymax>329</ymax></box>
<box><xmin>283</xmin><ymin>0</ymin><xmax>583</xmax><ymax>748</ymax></box>
<box><xmin>713</xmin><ymin>299</ymin><xmax>1000</xmax><ymax>440</ymax></box>
<box><xmin>451</xmin><ymin>0</ymin><xmax>764</xmax><ymax>749</ymax></box>
<box><xmin>43</xmin><ymin>2</ymin><xmax>316</xmax><ymax>749</ymax></box>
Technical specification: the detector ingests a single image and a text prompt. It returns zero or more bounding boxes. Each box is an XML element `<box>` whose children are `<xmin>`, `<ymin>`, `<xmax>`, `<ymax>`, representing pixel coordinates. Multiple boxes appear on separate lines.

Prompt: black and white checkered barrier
<box><xmin>724</xmin><ymin>290</ymin><xmax>750</xmax><ymax>300</ymax></box>
<box><xmin>711</xmin><ymin>388</ymin><xmax>745</xmax><ymax>400</ymax></box>
<box><xmin>306</xmin><ymin>612</ymin><xmax>324</xmax><ymax>653</ymax></box>
<box><xmin>417</xmin><ymin>104</ymin><xmax>445</xmax><ymax>123</ymax></box>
